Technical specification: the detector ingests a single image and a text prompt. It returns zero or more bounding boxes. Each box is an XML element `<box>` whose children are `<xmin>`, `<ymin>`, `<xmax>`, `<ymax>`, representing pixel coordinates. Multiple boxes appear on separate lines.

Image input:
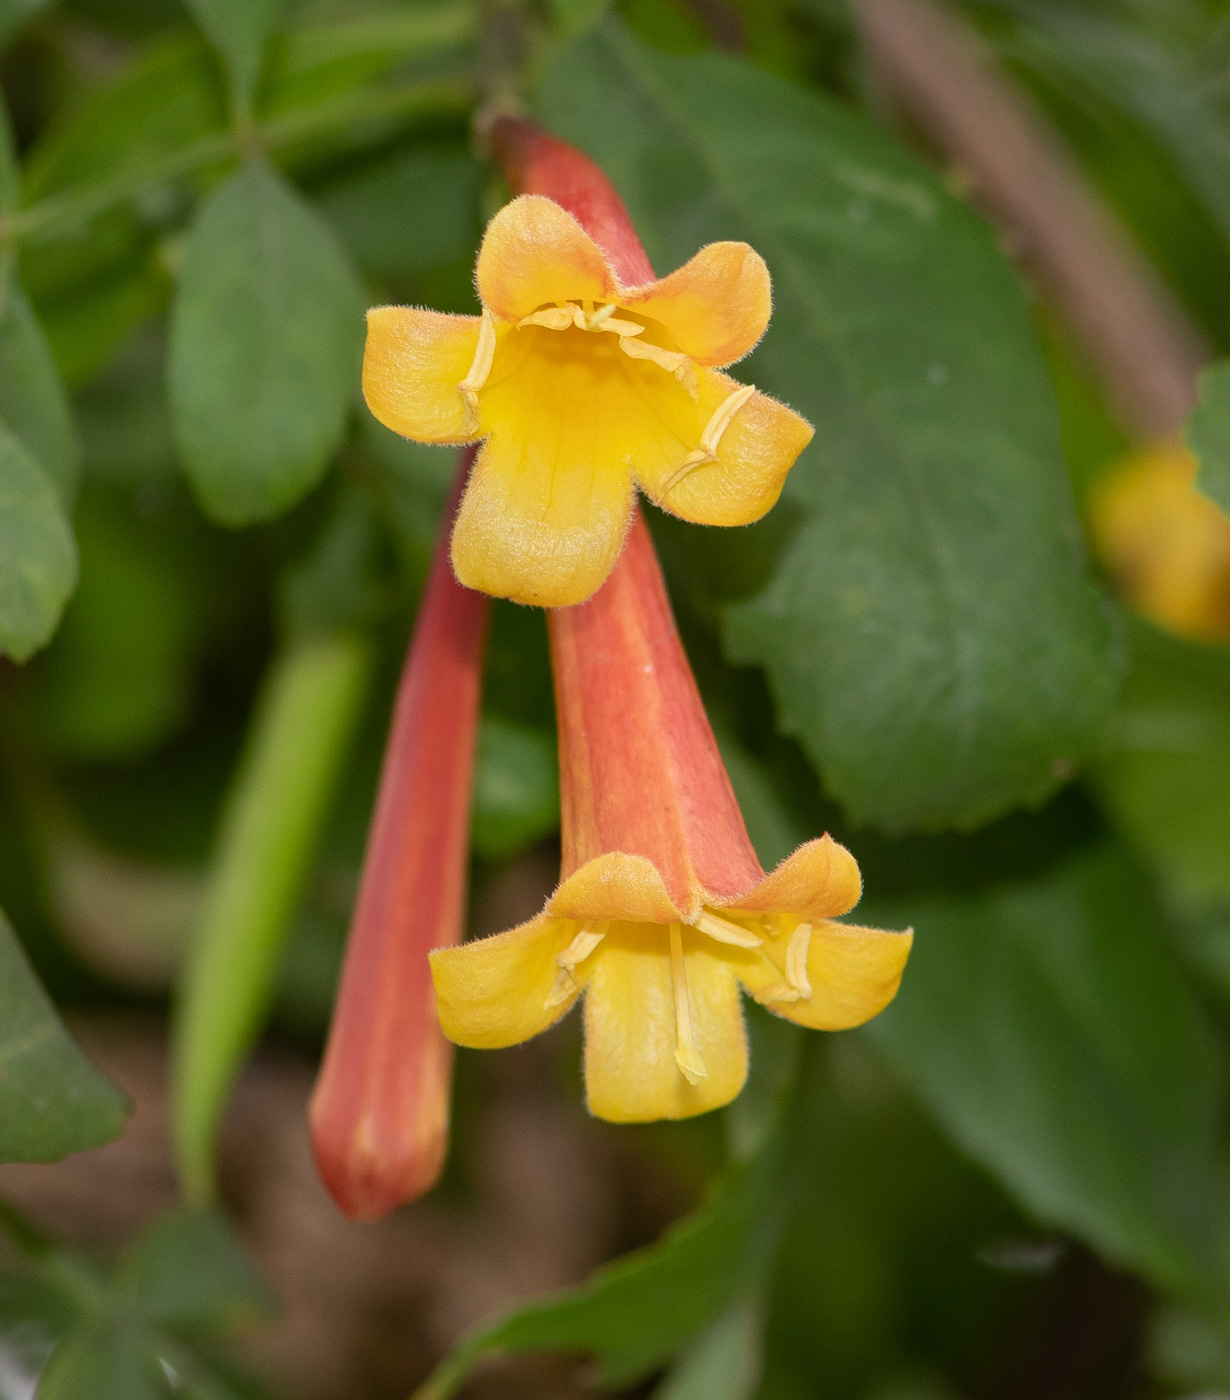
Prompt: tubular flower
<box><xmin>430</xmin><ymin>513</ymin><xmax>912</xmax><ymax>1122</ymax></box>
<box><xmin>1091</xmin><ymin>442</ymin><xmax>1230</xmax><ymax>642</ymax></box>
<box><xmin>362</xmin><ymin>120</ymin><xmax>813</xmax><ymax>609</ymax></box>
<box><xmin>310</xmin><ymin>450</ymin><xmax>489</xmax><ymax>1218</ymax></box>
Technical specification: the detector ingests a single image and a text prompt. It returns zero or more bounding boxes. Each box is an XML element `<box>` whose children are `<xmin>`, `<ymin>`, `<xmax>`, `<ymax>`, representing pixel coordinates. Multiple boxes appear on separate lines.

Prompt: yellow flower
<box><xmin>429</xmin><ymin>513</ymin><xmax>912</xmax><ymax>1122</ymax></box>
<box><xmin>1091</xmin><ymin>442</ymin><xmax>1230</xmax><ymax>642</ymax></box>
<box><xmin>362</xmin><ymin>195</ymin><xmax>814</xmax><ymax>607</ymax></box>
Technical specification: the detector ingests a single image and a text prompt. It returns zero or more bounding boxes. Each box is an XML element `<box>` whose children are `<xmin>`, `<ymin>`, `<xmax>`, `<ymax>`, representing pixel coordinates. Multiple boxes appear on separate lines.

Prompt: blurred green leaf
<box><xmin>1097</xmin><ymin>620</ymin><xmax>1230</xmax><ymax>901</ymax></box>
<box><xmin>537</xmin><ymin>20</ymin><xmax>1120</xmax><ymax>832</ymax></box>
<box><xmin>471</xmin><ymin>716</ymin><xmax>559</xmax><ymax>860</ymax></box>
<box><xmin>169</xmin><ymin>158</ymin><xmax>365</xmax><ymax>526</ymax></box>
<box><xmin>0</xmin><ymin>277</ymin><xmax>79</xmax><ymax>505</ymax></box>
<box><xmin>35</xmin><ymin>1322</ymin><xmax>171</xmax><ymax>1400</ymax></box>
<box><xmin>652</xmin><ymin>1295</ymin><xmax>763</xmax><ymax>1400</ymax></box>
<box><xmin>114</xmin><ymin>1208</ymin><xmax>273</xmax><ymax>1332</ymax></box>
<box><xmin>863</xmin><ymin>842</ymin><xmax>1229</xmax><ymax>1303</ymax></box>
<box><xmin>0</xmin><ymin>423</ymin><xmax>77</xmax><ymax>663</ymax></box>
<box><xmin>315</xmin><ymin>145</ymin><xmax>483</xmax><ymax>281</ymax></box>
<box><xmin>0</xmin><ymin>908</ymin><xmax>128</xmax><ymax>1163</ymax></box>
<box><xmin>183</xmin><ymin>0</ymin><xmax>283</xmax><ymax>115</ymax></box>
<box><xmin>173</xmin><ymin>631</ymin><xmax>371</xmax><ymax>1201</ymax></box>
<box><xmin>0</xmin><ymin>98</ymin><xmax>18</xmax><ymax>215</ymax></box>
<box><xmin>1186</xmin><ymin>360</ymin><xmax>1230</xmax><ymax>516</ymax></box>
<box><xmin>416</xmin><ymin>1102</ymin><xmax>792</xmax><ymax>1398</ymax></box>
<box><xmin>0</xmin><ymin>0</ymin><xmax>50</xmax><ymax>47</ymax></box>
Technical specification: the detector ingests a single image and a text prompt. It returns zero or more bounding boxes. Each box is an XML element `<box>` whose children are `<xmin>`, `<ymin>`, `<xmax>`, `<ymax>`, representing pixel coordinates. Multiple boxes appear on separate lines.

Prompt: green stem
<box><xmin>172</xmin><ymin>631</ymin><xmax>373</xmax><ymax>1204</ymax></box>
<box><xmin>5</xmin><ymin>77</ymin><xmax>473</xmax><ymax>248</ymax></box>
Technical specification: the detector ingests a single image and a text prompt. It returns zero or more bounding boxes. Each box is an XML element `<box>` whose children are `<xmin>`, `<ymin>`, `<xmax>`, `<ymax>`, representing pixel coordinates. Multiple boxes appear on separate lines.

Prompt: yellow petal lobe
<box><xmin>429</xmin><ymin>916</ymin><xmax>578</xmax><ymax>1049</ymax></box>
<box><xmin>363</xmin><ymin>307</ymin><xmax>481</xmax><ymax>443</ymax></box>
<box><xmin>726</xmin><ymin>835</ymin><xmax>862</xmax><ymax>922</ymax></box>
<box><xmin>584</xmin><ymin>923</ymin><xmax>748</xmax><ymax>1122</ymax></box>
<box><xmin>627</xmin><ymin>241</ymin><xmax>771</xmax><ymax>366</ymax></box>
<box><xmin>476</xmin><ymin>195</ymin><xmax>617</xmax><ymax>323</ymax></box>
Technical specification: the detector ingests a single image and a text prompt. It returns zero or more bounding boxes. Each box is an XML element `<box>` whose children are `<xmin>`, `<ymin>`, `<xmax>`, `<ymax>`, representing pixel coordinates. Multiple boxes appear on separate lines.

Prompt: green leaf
<box><xmin>36</xmin><ymin>1322</ymin><xmax>171</xmax><ymax>1400</ymax></box>
<box><xmin>471</xmin><ymin>717</ymin><xmax>560</xmax><ymax>860</ymax></box>
<box><xmin>652</xmin><ymin>1296</ymin><xmax>763</xmax><ymax>1400</ymax></box>
<box><xmin>0</xmin><ymin>908</ymin><xmax>128</xmax><ymax>1163</ymax></box>
<box><xmin>536</xmin><ymin>20</ymin><xmax>1120</xmax><ymax>832</ymax></box>
<box><xmin>183</xmin><ymin>0</ymin><xmax>283</xmax><ymax>114</ymax></box>
<box><xmin>1186</xmin><ymin>360</ymin><xmax>1230</xmax><ymax>517</ymax></box>
<box><xmin>114</xmin><ymin>1208</ymin><xmax>273</xmax><ymax>1332</ymax></box>
<box><xmin>172</xmin><ymin>632</ymin><xmax>371</xmax><ymax>1201</ymax></box>
<box><xmin>415</xmin><ymin>1100</ymin><xmax>794</xmax><ymax>1399</ymax></box>
<box><xmin>0</xmin><ymin>97</ymin><xmax>18</xmax><ymax>215</ymax></box>
<box><xmin>0</xmin><ymin>0</ymin><xmax>50</xmax><ymax>48</ymax></box>
<box><xmin>862</xmin><ymin>842</ymin><xmax>1229</xmax><ymax>1302</ymax></box>
<box><xmin>1097</xmin><ymin>620</ymin><xmax>1230</xmax><ymax>901</ymax></box>
<box><xmin>0</xmin><ymin>275</ymin><xmax>80</xmax><ymax>505</ymax></box>
<box><xmin>0</xmin><ymin>422</ymin><xmax>78</xmax><ymax>663</ymax></box>
<box><xmin>315</xmin><ymin>145</ymin><xmax>483</xmax><ymax>281</ymax></box>
<box><xmin>168</xmin><ymin>159</ymin><xmax>365</xmax><ymax>526</ymax></box>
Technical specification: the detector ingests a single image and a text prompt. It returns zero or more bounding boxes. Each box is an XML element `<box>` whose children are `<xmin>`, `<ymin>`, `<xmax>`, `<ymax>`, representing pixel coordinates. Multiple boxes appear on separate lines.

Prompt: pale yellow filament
<box><xmin>692</xmin><ymin>909</ymin><xmax>762</xmax><ymax>949</ymax></box>
<box><xmin>670</xmin><ymin>922</ymin><xmax>707</xmax><ymax>1085</ymax></box>
<box><xmin>457</xmin><ymin>309</ymin><xmax>497</xmax><ymax>434</ymax></box>
<box><xmin>543</xmin><ymin>922</ymin><xmax>606</xmax><ymax>1010</ymax></box>
<box><xmin>661</xmin><ymin>384</ymin><xmax>756</xmax><ymax>494</ymax></box>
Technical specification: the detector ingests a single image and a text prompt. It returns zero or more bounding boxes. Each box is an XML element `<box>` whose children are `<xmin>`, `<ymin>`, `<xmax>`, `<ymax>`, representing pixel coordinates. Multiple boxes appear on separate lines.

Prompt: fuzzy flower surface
<box><xmin>362</xmin><ymin>194</ymin><xmax>813</xmax><ymax>608</ymax></box>
<box><xmin>429</xmin><ymin>515</ymin><xmax>912</xmax><ymax>1122</ymax></box>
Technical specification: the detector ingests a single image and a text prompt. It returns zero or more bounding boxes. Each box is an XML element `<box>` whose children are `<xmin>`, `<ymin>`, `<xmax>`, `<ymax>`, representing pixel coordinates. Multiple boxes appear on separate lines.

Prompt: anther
<box><xmin>692</xmin><ymin>910</ymin><xmax>762</xmax><ymax>949</ymax></box>
<box><xmin>660</xmin><ymin>384</ymin><xmax>756</xmax><ymax>494</ymax></box>
<box><xmin>457</xmin><ymin>309</ymin><xmax>496</xmax><ymax>434</ymax></box>
<box><xmin>543</xmin><ymin>922</ymin><xmax>606</xmax><ymax>1010</ymax></box>
<box><xmin>670</xmin><ymin>923</ymin><xmax>707</xmax><ymax>1085</ymax></box>
<box><xmin>619</xmin><ymin>337</ymin><xmax>698</xmax><ymax>398</ymax></box>
<box><xmin>785</xmin><ymin>922</ymin><xmax>813</xmax><ymax>998</ymax></box>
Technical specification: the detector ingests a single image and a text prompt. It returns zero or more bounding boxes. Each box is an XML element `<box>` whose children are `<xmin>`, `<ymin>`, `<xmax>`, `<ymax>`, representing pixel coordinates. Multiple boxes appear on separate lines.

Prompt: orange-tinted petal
<box><xmin>752</xmin><ymin>920</ymin><xmax>913</xmax><ymax>1031</ymax></box>
<box><xmin>627</xmin><ymin>242</ymin><xmax>771</xmax><ymax>366</ymax></box>
<box><xmin>635</xmin><ymin>368</ymin><xmax>813</xmax><ymax>528</ymax></box>
<box><xmin>363</xmin><ymin>307</ymin><xmax>480</xmax><ymax>443</ymax></box>
<box><xmin>725</xmin><ymin>835</ymin><xmax>862</xmax><ymax>922</ymax></box>
<box><xmin>550</xmin><ymin>853</ymin><xmax>691</xmax><ymax>925</ymax></box>
<box><xmin>476</xmin><ymin>195</ymin><xmax>618</xmax><ymax>323</ymax></box>
<box><xmin>584</xmin><ymin>924</ymin><xmax>748</xmax><ymax>1121</ymax></box>
<box><xmin>430</xmin><ymin>915</ymin><xmax>577</xmax><ymax>1049</ymax></box>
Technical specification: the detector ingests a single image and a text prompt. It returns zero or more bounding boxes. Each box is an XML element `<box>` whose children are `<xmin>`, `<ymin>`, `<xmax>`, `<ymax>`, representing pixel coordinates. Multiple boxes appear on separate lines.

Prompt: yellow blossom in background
<box><xmin>362</xmin><ymin>195</ymin><xmax>813</xmax><ymax>607</ymax></box>
<box><xmin>1090</xmin><ymin>442</ymin><xmax>1230</xmax><ymax>643</ymax></box>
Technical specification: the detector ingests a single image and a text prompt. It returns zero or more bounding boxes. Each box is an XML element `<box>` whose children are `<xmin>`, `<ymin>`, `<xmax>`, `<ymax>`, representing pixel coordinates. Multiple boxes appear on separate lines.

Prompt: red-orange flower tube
<box><xmin>431</xmin><ymin>513</ymin><xmax>912</xmax><ymax>1122</ymax></box>
<box><xmin>310</xmin><ymin>449</ymin><xmax>488</xmax><ymax>1218</ymax></box>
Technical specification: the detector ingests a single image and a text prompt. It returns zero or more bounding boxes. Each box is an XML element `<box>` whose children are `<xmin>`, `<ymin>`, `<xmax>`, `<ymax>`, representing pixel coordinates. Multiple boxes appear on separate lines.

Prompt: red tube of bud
<box><xmin>310</xmin><ymin>448</ymin><xmax>489</xmax><ymax>1219</ymax></box>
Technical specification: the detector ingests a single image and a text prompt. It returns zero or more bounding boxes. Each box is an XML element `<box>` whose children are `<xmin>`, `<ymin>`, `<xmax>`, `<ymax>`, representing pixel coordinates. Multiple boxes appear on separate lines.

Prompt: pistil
<box><xmin>670</xmin><ymin>922</ymin><xmax>707</xmax><ymax>1085</ymax></box>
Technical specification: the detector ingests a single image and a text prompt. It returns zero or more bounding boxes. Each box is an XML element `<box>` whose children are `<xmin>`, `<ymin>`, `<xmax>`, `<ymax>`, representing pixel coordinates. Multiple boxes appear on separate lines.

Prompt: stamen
<box><xmin>457</xmin><ymin>309</ymin><xmax>496</xmax><ymax>434</ymax></box>
<box><xmin>670</xmin><ymin>923</ymin><xmax>707</xmax><ymax>1085</ymax></box>
<box><xmin>660</xmin><ymin>384</ymin><xmax>756</xmax><ymax>495</ymax></box>
<box><xmin>519</xmin><ymin>306</ymin><xmax>578</xmax><ymax>331</ymax></box>
<box><xmin>543</xmin><ymin>922</ymin><xmax>606</xmax><ymax>1010</ymax></box>
<box><xmin>785</xmin><ymin>922</ymin><xmax>813</xmax><ymax>998</ymax></box>
<box><xmin>588</xmin><ymin>301</ymin><xmax>618</xmax><ymax>328</ymax></box>
<box><xmin>619</xmin><ymin>337</ymin><xmax>698</xmax><ymax>399</ymax></box>
<box><xmin>692</xmin><ymin>909</ymin><xmax>762</xmax><ymax>949</ymax></box>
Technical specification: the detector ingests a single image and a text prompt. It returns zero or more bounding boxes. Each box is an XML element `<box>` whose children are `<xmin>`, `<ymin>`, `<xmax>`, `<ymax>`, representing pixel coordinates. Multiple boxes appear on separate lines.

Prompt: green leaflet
<box><xmin>172</xmin><ymin>631</ymin><xmax>372</xmax><ymax>1201</ymax></box>
<box><xmin>1186</xmin><ymin>360</ymin><xmax>1230</xmax><ymax>517</ymax></box>
<box><xmin>0</xmin><ymin>275</ymin><xmax>80</xmax><ymax>505</ymax></box>
<box><xmin>182</xmin><ymin>0</ymin><xmax>283</xmax><ymax>115</ymax></box>
<box><xmin>415</xmin><ymin>1066</ymin><xmax>796</xmax><ymax>1398</ymax></box>
<box><xmin>1097</xmin><ymin>619</ymin><xmax>1230</xmax><ymax>902</ymax></box>
<box><xmin>0</xmin><ymin>908</ymin><xmax>128</xmax><ymax>1163</ymax></box>
<box><xmin>536</xmin><ymin>19</ymin><xmax>1120</xmax><ymax>832</ymax></box>
<box><xmin>168</xmin><ymin>159</ymin><xmax>365</xmax><ymax>527</ymax></box>
<box><xmin>0</xmin><ymin>421</ymin><xmax>77</xmax><ymax>663</ymax></box>
<box><xmin>862</xmin><ymin>841</ymin><xmax>1230</xmax><ymax>1304</ymax></box>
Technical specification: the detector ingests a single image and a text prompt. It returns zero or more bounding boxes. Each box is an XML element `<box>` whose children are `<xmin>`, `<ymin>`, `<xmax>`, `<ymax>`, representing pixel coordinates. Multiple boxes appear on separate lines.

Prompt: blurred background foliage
<box><xmin>2</xmin><ymin>0</ymin><xmax>1230</xmax><ymax>1396</ymax></box>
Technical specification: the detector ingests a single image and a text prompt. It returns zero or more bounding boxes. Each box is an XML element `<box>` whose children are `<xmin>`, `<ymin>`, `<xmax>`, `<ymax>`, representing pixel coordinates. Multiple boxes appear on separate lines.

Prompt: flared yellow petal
<box><xmin>636</xmin><ymin>369</ymin><xmax>813</xmax><ymax>528</ymax></box>
<box><xmin>551</xmin><ymin>853</ymin><xmax>690</xmax><ymax>925</ymax></box>
<box><xmin>430</xmin><ymin>915</ymin><xmax>577</xmax><ymax>1049</ymax></box>
<box><xmin>362</xmin><ymin>307</ymin><xmax>481</xmax><ymax>443</ymax></box>
<box><xmin>744</xmin><ymin>920</ymin><xmax>913</xmax><ymax>1031</ymax></box>
<box><xmin>449</xmin><ymin>328</ymin><xmax>638</xmax><ymax>607</ymax></box>
<box><xmin>626</xmin><ymin>242</ymin><xmax>770</xmax><ymax>366</ymax></box>
<box><xmin>584</xmin><ymin>924</ymin><xmax>747</xmax><ymax>1122</ymax></box>
<box><xmin>476</xmin><ymin>195</ymin><xmax>618</xmax><ymax>323</ymax></box>
<box><xmin>725</xmin><ymin>835</ymin><xmax>862</xmax><ymax>922</ymax></box>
